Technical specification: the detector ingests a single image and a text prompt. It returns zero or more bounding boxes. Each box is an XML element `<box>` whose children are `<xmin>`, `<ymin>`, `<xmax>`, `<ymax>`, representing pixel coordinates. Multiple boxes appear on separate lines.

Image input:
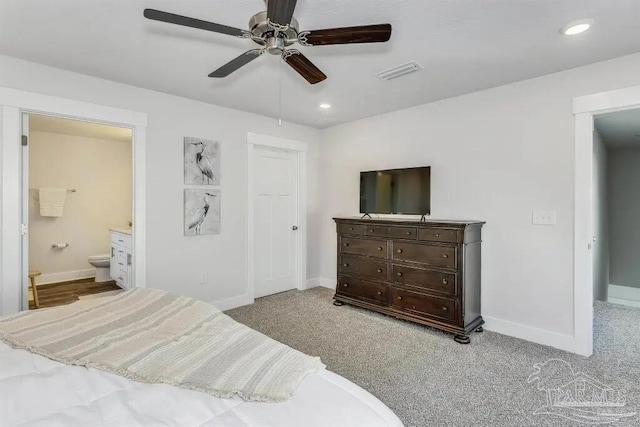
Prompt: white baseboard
<box><xmin>301</xmin><ymin>281</ymin><xmax>584</xmax><ymax>353</ymax></box>
<box><xmin>305</xmin><ymin>277</ymin><xmax>335</xmax><ymax>290</ymax></box>
<box><xmin>36</xmin><ymin>269</ymin><xmax>95</xmax><ymax>286</ymax></box>
<box><xmin>607</xmin><ymin>297</ymin><xmax>640</xmax><ymax>308</ymax></box>
<box><xmin>212</xmin><ymin>293</ymin><xmax>254</xmax><ymax>311</ymax></box>
<box><xmin>608</xmin><ymin>284</ymin><xmax>640</xmax><ymax>303</ymax></box>
<box><xmin>483</xmin><ymin>316</ymin><xmax>582</xmax><ymax>355</ymax></box>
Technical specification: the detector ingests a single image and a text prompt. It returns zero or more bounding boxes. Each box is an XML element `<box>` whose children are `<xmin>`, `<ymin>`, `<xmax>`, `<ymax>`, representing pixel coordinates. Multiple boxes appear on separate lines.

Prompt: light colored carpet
<box><xmin>226</xmin><ymin>287</ymin><xmax>640</xmax><ymax>427</ymax></box>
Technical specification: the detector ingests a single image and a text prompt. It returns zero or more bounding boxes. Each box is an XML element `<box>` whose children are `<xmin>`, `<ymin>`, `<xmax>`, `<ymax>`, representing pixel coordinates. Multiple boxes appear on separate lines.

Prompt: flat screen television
<box><xmin>360</xmin><ymin>167</ymin><xmax>431</xmax><ymax>215</ymax></box>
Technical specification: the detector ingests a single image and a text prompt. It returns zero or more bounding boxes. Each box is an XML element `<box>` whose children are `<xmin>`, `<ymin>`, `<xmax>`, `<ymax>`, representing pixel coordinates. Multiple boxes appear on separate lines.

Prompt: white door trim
<box><xmin>247</xmin><ymin>132</ymin><xmax>307</xmax><ymax>304</ymax></box>
<box><xmin>573</xmin><ymin>84</ymin><xmax>640</xmax><ymax>356</ymax></box>
<box><xmin>0</xmin><ymin>87</ymin><xmax>148</xmax><ymax>315</ymax></box>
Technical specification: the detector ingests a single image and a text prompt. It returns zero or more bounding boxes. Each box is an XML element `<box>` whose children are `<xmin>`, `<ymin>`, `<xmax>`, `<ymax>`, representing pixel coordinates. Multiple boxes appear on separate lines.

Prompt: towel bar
<box><xmin>30</xmin><ymin>188</ymin><xmax>77</xmax><ymax>192</ymax></box>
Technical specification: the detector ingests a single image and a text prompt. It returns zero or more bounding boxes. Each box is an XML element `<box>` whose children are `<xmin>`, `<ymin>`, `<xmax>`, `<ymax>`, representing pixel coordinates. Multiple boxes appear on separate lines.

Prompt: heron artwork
<box><xmin>192</xmin><ymin>142</ymin><xmax>214</xmax><ymax>184</ymax></box>
<box><xmin>184</xmin><ymin>137</ymin><xmax>220</xmax><ymax>186</ymax></box>
<box><xmin>185</xmin><ymin>190</ymin><xmax>220</xmax><ymax>236</ymax></box>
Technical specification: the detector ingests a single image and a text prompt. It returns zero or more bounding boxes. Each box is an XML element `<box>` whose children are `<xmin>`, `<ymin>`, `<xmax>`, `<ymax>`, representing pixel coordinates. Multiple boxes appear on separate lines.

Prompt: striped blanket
<box><xmin>0</xmin><ymin>288</ymin><xmax>325</xmax><ymax>402</ymax></box>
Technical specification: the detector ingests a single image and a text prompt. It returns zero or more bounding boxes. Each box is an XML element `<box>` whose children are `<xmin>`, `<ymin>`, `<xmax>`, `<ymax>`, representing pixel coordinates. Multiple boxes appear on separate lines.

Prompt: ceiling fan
<box><xmin>143</xmin><ymin>0</ymin><xmax>392</xmax><ymax>85</ymax></box>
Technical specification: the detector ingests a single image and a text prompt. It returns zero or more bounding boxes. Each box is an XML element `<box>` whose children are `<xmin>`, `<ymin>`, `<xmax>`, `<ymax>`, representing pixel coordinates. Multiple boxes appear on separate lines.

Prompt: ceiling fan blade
<box><xmin>300</xmin><ymin>24</ymin><xmax>392</xmax><ymax>46</ymax></box>
<box><xmin>209</xmin><ymin>50</ymin><xmax>264</xmax><ymax>78</ymax></box>
<box><xmin>267</xmin><ymin>0</ymin><xmax>298</xmax><ymax>26</ymax></box>
<box><xmin>283</xmin><ymin>50</ymin><xmax>327</xmax><ymax>85</ymax></box>
<box><xmin>143</xmin><ymin>9</ymin><xmax>247</xmax><ymax>38</ymax></box>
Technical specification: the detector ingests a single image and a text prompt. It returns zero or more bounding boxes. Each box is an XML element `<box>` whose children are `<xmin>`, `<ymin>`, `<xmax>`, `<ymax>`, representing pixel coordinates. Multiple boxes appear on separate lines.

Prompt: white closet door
<box><xmin>253</xmin><ymin>147</ymin><xmax>298</xmax><ymax>298</ymax></box>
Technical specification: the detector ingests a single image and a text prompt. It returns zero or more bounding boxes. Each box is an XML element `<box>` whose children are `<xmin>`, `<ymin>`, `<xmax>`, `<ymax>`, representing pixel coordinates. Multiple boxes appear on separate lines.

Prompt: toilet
<box><xmin>88</xmin><ymin>254</ymin><xmax>111</xmax><ymax>283</ymax></box>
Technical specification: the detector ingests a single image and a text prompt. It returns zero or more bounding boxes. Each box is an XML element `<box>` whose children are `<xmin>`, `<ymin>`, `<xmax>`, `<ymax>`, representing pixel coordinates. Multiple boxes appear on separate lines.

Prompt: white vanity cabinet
<box><xmin>110</xmin><ymin>230</ymin><xmax>132</xmax><ymax>289</ymax></box>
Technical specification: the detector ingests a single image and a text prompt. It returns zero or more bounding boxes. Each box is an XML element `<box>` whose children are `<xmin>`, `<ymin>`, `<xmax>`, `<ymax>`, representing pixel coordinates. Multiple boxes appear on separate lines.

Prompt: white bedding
<box><xmin>0</xmin><ymin>341</ymin><xmax>403</xmax><ymax>427</ymax></box>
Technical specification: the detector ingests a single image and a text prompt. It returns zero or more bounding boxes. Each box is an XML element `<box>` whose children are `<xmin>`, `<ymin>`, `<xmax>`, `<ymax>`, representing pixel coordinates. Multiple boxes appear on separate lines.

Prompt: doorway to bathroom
<box><xmin>24</xmin><ymin>114</ymin><xmax>133</xmax><ymax>309</ymax></box>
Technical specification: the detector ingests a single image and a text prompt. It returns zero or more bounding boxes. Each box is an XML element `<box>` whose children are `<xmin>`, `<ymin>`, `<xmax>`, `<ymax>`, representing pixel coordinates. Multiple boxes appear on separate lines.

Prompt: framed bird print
<box><xmin>184</xmin><ymin>137</ymin><xmax>220</xmax><ymax>185</ymax></box>
<box><xmin>184</xmin><ymin>189</ymin><xmax>221</xmax><ymax>236</ymax></box>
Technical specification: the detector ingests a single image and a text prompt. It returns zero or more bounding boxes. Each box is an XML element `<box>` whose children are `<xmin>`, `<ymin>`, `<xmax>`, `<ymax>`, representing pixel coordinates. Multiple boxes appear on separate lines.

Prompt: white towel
<box><xmin>39</xmin><ymin>187</ymin><xmax>67</xmax><ymax>217</ymax></box>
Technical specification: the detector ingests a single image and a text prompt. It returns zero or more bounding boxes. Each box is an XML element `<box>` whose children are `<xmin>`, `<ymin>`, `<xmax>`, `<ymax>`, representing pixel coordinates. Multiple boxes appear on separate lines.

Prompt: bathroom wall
<box><xmin>608</xmin><ymin>147</ymin><xmax>640</xmax><ymax>290</ymax></box>
<box><xmin>29</xmin><ymin>130</ymin><xmax>132</xmax><ymax>284</ymax></box>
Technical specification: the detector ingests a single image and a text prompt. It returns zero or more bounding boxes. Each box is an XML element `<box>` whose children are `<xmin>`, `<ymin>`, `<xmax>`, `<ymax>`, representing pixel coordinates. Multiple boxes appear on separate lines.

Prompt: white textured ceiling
<box><xmin>30</xmin><ymin>114</ymin><xmax>132</xmax><ymax>143</ymax></box>
<box><xmin>2</xmin><ymin>0</ymin><xmax>640</xmax><ymax>127</ymax></box>
<box><xmin>595</xmin><ymin>108</ymin><xmax>640</xmax><ymax>149</ymax></box>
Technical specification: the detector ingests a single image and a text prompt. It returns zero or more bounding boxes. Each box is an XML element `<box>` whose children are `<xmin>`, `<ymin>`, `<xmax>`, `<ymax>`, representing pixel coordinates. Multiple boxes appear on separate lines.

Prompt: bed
<box><xmin>0</xmin><ymin>289</ymin><xmax>403</xmax><ymax>427</ymax></box>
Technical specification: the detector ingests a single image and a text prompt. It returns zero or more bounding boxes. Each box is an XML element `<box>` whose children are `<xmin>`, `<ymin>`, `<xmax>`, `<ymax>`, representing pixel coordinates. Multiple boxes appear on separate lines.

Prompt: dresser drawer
<box><xmin>339</xmin><ymin>256</ymin><xmax>388</xmax><ymax>280</ymax></box>
<box><xmin>392</xmin><ymin>242</ymin><xmax>457</xmax><ymax>269</ymax></box>
<box><xmin>390</xmin><ymin>287</ymin><xmax>456</xmax><ymax>322</ymax></box>
<box><xmin>337</xmin><ymin>276</ymin><xmax>388</xmax><ymax>305</ymax></box>
<box><xmin>340</xmin><ymin>237</ymin><xmax>387</xmax><ymax>258</ymax></box>
<box><xmin>392</xmin><ymin>265</ymin><xmax>457</xmax><ymax>296</ymax></box>
<box><xmin>418</xmin><ymin>228</ymin><xmax>459</xmax><ymax>243</ymax></box>
<box><xmin>339</xmin><ymin>223</ymin><xmax>366</xmax><ymax>235</ymax></box>
<box><xmin>365</xmin><ymin>225</ymin><xmax>417</xmax><ymax>240</ymax></box>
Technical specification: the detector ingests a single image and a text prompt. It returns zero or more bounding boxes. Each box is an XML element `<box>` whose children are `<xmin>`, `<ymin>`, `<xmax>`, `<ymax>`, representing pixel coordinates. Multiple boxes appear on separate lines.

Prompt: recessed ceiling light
<box><xmin>560</xmin><ymin>19</ymin><xmax>594</xmax><ymax>36</ymax></box>
<box><xmin>319</xmin><ymin>103</ymin><xmax>331</xmax><ymax>110</ymax></box>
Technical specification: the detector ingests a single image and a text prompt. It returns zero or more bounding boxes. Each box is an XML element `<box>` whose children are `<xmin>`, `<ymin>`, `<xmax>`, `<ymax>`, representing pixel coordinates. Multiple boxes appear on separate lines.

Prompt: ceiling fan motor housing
<box><xmin>249</xmin><ymin>11</ymin><xmax>299</xmax><ymax>55</ymax></box>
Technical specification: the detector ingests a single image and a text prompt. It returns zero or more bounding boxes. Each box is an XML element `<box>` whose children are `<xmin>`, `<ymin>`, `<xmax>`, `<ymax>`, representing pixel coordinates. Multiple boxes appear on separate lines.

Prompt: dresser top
<box><xmin>334</xmin><ymin>217</ymin><xmax>485</xmax><ymax>227</ymax></box>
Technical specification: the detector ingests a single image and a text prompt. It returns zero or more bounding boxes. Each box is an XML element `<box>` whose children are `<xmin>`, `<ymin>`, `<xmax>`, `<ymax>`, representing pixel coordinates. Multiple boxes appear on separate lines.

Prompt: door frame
<box><xmin>573</xmin><ymin>84</ymin><xmax>640</xmax><ymax>356</ymax></box>
<box><xmin>0</xmin><ymin>87</ymin><xmax>148</xmax><ymax>315</ymax></box>
<box><xmin>247</xmin><ymin>132</ymin><xmax>307</xmax><ymax>303</ymax></box>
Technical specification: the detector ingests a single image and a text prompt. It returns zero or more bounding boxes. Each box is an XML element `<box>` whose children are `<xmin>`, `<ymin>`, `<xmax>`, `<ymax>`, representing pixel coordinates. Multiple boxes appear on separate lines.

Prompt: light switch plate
<box><xmin>532</xmin><ymin>210</ymin><xmax>557</xmax><ymax>225</ymax></box>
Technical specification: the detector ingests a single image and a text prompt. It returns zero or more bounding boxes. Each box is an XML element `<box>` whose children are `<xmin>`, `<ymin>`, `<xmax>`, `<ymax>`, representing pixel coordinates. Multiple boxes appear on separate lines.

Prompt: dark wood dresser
<box><xmin>333</xmin><ymin>217</ymin><xmax>485</xmax><ymax>343</ymax></box>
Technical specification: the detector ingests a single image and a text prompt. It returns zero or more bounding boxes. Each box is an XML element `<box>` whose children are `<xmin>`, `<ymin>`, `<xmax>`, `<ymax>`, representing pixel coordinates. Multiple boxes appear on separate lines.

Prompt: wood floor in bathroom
<box><xmin>29</xmin><ymin>278</ymin><xmax>122</xmax><ymax>310</ymax></box>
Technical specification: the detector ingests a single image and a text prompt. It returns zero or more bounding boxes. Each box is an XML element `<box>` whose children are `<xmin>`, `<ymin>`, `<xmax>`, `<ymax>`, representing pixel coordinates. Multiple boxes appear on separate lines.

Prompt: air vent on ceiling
<box><xmin>375</xmin><ymin>61</ymin><xmax>423</xmax><ymax>81</ymax></box>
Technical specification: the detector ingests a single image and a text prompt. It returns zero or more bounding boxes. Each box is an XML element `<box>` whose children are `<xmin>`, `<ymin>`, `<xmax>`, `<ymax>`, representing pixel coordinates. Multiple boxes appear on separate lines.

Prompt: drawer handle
<box><xmin>377</xmin><ymin>268</ymin><xmax>383</xmax><ymax>273</ymax></box>
<box><xmin>435</xmin><ymin>233</ymin><xmax>440</xmax><ymax>237</ymax></box>
<box><xmin>343</xmin><ymin>283</ymin><xmax>349</xmax><ymax>287</ymax></box>
<box><xmin>396</xmin><ymin>249</ymin><xmax>403</xmax><ymax>254</ymax></box>
<box><xmin>349</xmin><ymin>227</ymin><xmax>354</xmax><ymax>231</ymax></box>
<box><xmin>442</xmin><ymin>279</ymin><xmax>448</xmax><ymax>285</ymax></box>
<box><xmin>397</xmin><ymin>272</ymin><xmax>403</xmax><ymax>277</ymax></box>
<box><xmin>442</xmin><ymin>253</ymin><xmax>449</xmax><ymax>259</ymax></box>
<box><xmin>343</xmin><ymin>263</ymin><xmax>349</xmax><ymax>267</ymax></box>
<box><xmin>397</xmin><ymin>296</ymin><xmax>403</xmax><ymax>300</ymax></box>
<box><xmin>406</xmin><ymin>231</ymin><xmax>411</xmax><ymax>235</ymax></box>
<box><xmin>369</xmin><ymin>229</ymin><xmax>375</xmax><ymax>232</ymax></box>
<box><xmin>343</xmin><ymin>243</ymin><xmax>349</xmax><ymax>247</ymax></box>
<box><xmin>377</xmin><ymin>291</ymin><xmax>382</xmax><ymax>295</ymax></box>
<box><xmin>377</xmin><ymin>247</ymin><xmax>383</xmax><ymax>251</ymax></box>
<box><xmin>442</xmin><ymin>306</ymin><xmax>448</xmax><ymax>311</ymax></box>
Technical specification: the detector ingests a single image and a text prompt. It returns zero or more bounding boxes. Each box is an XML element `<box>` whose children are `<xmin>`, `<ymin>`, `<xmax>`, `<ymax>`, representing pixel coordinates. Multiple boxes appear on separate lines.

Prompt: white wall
<box><xmin>0</xmin><ymin>55</ymin><xmax>321</xmax><ymax>307</ymax></box>
<box><xmin>608</xmin><ymin>147</ymin><xmax>640</xmax><ymax>289</ymax></box>
<box><xmin>28</xmin><ymin>130</ymin><xmax>132</xmax><ymax>283</ymax></box>
<box><xmin>592</xmin><ymin>130</ymin><xmax>609</xmax><ymax>301</ymax></box>
<box><xmin>317</xmin><ymin>53</ymin><xmax>640</xmax><ymax>346</ymax></box>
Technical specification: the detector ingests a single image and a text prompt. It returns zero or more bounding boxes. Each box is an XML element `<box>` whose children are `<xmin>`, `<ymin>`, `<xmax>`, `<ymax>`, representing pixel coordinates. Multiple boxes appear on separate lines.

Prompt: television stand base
<box><xmin>361</xmin><ymin>213</ymin><xmax>372</xmax><ymax>219</ymax></box>
<box><xmin>420</xmin><ymin>214</ymin><xmax>428</xmax><ymax>222</ymax></box>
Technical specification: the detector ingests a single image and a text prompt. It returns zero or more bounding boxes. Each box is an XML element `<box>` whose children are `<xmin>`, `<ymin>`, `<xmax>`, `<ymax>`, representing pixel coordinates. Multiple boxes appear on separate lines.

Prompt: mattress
<box><xmin>0</xmin><ymin>341</ymin><xmax>403</xmax><ymax>426</ymax></box>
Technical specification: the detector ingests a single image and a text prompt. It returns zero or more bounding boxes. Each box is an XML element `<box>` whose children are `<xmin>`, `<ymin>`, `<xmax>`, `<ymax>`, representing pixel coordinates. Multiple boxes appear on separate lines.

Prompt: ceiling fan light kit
<box><xmin>144</xmin><ymin>0</ymin><xmax>392</xmax><ymax>85</ymax></box>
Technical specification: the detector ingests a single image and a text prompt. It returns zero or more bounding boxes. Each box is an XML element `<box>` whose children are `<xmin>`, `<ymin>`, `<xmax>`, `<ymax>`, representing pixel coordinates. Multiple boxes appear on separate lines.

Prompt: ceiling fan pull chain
<box><xmin>278</xmin><ymin>56</ymin><xmax>283</xmax><ymax>127</ymax></box>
